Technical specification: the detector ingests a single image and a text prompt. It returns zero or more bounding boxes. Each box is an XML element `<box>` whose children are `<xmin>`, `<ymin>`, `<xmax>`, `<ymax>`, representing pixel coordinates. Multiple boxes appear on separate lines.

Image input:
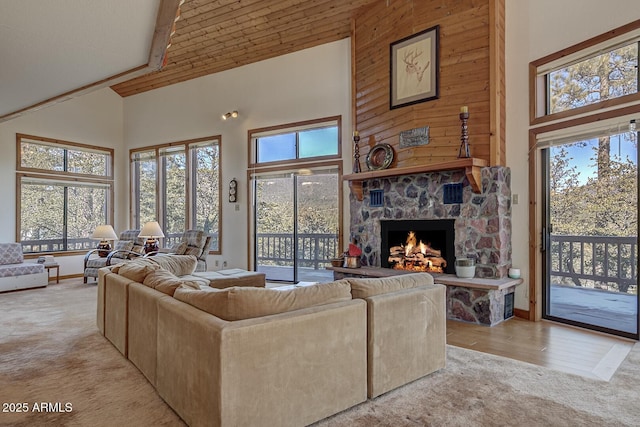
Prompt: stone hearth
<box><xmin>349</xmin><ymin>167</ymin><xmax>512</xmax><ymax>278</ymax></box>
<box><xmin>328</xmin><ymin>266</ymin><xmax>523</xmax><ymax>326</ymax></box>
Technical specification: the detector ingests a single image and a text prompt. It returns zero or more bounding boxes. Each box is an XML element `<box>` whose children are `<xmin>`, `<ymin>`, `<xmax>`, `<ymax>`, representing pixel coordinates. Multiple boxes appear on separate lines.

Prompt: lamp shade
<box><xmin>91</xmin><ymin>225</ymin><xmax>118</xmax><ymax>240</ymax></box>
<box><xmin>139</xmin><ymin>221</ymin><xmax>165</xmax><ymax>238</ymax></box>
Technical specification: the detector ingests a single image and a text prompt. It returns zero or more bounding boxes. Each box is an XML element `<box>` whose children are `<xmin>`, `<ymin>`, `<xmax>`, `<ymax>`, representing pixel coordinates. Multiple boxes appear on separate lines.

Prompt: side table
<box><xmin>43</xmin><ymin>262</ymin><xmax>60</xmax><ymax>283</ymax></box>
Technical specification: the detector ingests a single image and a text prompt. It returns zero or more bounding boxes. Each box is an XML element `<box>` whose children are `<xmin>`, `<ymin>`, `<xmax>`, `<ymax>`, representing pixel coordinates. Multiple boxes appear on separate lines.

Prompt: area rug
<box><xmin>1</xmin><ymin>281</ymin><xmax>638</xmax><ymax>426</ymax></box>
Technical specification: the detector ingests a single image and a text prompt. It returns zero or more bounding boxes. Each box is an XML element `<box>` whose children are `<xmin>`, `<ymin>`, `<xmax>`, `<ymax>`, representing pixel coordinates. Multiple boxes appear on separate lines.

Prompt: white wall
<box><xmin>124</xmin><ymin>39</ymin><xmax>352</xmax><ymax>270</ymax></box>
<box><xmin>506</xmin><ymin>0</ymin><xmax>640</xmax><ymax>310</ymax></box>
<box><xmin>0</xmin><ymin>88</ymin><xmax>125</xmax><ymax>276</ymax></box>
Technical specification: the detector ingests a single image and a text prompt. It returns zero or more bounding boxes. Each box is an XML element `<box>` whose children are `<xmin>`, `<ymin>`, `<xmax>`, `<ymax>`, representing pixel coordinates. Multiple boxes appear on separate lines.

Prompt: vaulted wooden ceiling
<box><xmin>111</xmin><ymin>0</ymin><xmax>377</xmax><ymax>97</ymax></box>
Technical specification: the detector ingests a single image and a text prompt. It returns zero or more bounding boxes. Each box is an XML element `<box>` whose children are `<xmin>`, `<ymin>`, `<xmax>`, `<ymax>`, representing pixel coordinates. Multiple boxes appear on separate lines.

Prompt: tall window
<box><xmin>130</xmin><ymin>136</ymin><xmax>221</xmax><ymax>253</ymax></box>
<box><xmin>16</xmin><ymin>134</ymin><xmax>114</xmax><ymax>253</ymax></box>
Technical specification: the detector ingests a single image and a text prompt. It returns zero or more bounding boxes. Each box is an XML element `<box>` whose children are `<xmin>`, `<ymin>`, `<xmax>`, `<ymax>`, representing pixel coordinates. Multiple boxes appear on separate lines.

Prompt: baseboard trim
<box><xmin>514</xmin><ymin>308</ymin><xmax>530</xmax><ymax>320</ymax></box>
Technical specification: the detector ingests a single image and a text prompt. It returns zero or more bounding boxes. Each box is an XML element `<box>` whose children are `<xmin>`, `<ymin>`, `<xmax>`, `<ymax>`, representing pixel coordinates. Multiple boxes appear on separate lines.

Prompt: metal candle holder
<box><xmin>458</xmin><ymin>111</ymin><xmax>470</xmax><ymax>158</ymax></box>
<box><xmin>353</xmin><ymin>131</ymin><xmax>361</xmax><ymax>173</ymax></box>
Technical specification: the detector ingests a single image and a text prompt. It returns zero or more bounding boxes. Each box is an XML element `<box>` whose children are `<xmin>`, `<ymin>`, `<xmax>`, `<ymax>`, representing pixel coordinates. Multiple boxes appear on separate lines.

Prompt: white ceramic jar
<box><xmin>455</xmin><ymin>258</ymin><xmax>476</xmax><ymax>278</ymax></box>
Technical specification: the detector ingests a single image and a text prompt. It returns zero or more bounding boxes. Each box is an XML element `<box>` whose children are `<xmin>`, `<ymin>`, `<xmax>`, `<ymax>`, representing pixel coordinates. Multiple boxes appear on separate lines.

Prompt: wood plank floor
<box><xmin>447</xmin><ymin>317</ymin><xmax>636</xmax><ymax>380</ymax></box>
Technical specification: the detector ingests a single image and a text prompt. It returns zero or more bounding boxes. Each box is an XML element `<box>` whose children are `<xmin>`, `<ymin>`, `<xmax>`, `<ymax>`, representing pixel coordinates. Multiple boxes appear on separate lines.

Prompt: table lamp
<box><xmin>92</xmin><ymin>225</ymin><xmax>118</xmax><ymax>257</ymax></box>
<box><xmin>138</xmin><ymin>221</ymin><xmax>165</xmax><ymax>254</ymax></box>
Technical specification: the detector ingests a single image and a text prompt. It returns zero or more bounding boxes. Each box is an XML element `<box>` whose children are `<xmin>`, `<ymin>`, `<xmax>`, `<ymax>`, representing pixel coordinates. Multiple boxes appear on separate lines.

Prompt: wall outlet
<box><xmin>223</xmin><ymin>260</ymin><xmax>228</xmax><ymax>267</ymax></box>
<box><xmin>214</xmin><ymin>260</ymin><xmax>219</xmax><ymax>267</ymax></box>
<box><xmin>235</xmin><ymin>204</ymin><xmax>240</xmax><ymax>211</ymax></box>
<box><xmin>512</xmin><ymin>194</ymin><xmax>519</xmax><ymax>205</ymax></box>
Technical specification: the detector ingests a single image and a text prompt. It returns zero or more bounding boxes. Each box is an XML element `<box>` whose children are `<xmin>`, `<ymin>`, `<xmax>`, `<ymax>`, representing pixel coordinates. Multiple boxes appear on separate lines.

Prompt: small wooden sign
<box><xmin>399</xmin><ymin>126</ymin><xmax>429</xmax><ymax>148</ymax></box>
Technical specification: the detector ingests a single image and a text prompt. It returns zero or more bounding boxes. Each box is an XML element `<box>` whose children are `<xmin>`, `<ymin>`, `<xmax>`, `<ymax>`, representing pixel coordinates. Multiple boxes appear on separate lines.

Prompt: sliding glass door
<box><xmin>253</xmin><ymin>168</ymin><xmax>339</xmax><ymax>283</ymax></box>
<box><xmin>542</xmin><ymin>130</ymin><xmax>639</xmax><ymax>339</ymax></box>
<box><xmin>254</xmin><ymin>173</ymin><xmax>295</xmax><ymax>282</ymax></box>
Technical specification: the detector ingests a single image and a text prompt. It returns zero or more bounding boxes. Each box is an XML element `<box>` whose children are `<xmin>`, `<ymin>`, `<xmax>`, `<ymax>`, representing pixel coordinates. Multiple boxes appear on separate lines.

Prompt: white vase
<box><xmin>455</xmin><ymin>258</ymin><xmax>476</xmax><ymax>278</ymax></box>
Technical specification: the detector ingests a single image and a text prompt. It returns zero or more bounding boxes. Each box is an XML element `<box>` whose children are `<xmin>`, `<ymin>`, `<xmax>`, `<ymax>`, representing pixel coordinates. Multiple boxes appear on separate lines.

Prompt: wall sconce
<box><xmin>229</xmin><ymin>178</ymin><xmax>237</xmax><ymax>202</ymax></box>
<box><xmin>222</xmin><ymin>110</ymin><xmax>239</xmax><ymax>120</ymax></box>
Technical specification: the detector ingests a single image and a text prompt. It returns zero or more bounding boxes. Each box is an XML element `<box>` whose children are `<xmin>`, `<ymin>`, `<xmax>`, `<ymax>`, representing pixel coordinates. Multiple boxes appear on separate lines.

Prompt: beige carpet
<box><xmin>1</xmin><ymin>281</ymin><xmax>639</xmax><ymax>427</ymax></box>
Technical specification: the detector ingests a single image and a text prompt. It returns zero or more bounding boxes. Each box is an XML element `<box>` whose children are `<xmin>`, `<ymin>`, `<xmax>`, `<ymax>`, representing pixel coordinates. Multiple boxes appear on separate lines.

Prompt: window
<box><xmin>548</xmin><ymin>43</ymin><xmax>638</xmax><ymax>114</ymax></box>
<box><xmin>251</xmin><ymin>116</ymin><xmax>341</xmax><ymax>166</ymax></box>
<box><xmin>130</xmin><ymin>136</ymin><xmax>221</xmax><ymax>253</ymax></box>
<box><xmin>531</xmin><ymin>22</ymin><xmax>640</xmax><ymax>124</ymax></box>
<box><xmin>16</xmin><ymin>134</ymin><xmax>114</xmax><ymax>254</ymax></box>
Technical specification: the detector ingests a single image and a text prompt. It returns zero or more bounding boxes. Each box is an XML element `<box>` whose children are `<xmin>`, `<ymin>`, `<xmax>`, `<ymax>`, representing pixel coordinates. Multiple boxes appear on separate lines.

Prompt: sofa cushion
<box><xmin>0</xmin><ymin>243</ymin><xmax>24</xmax><ymax>265</ymax></box>
<box><xmin>0</xmin><ymin>262</ymin><xmax>44</xmax><ymax>278</ymax></box>
<box><xmin>117</xmin><ymin>258</ymin><xmax>161</xmax><ymax>282</ymax></box>
<box><xmin>173</xmin><ymin>280</ymin><xmax>352</xmax><ymax>321</ymax></box>
<box><xmin>143</xmin><ymin>269</ymin><xmax>201</xmax><ymax>296</ymax></box>
<box><xmin>347</xmin><ymin>273</ymin><xmax>434</xmax><ymax>299</ymax></box>
<box><xmin>193</xmin><ymin>269</ymin><xmax>266</xmax><ymax>289</ymax></box>
<box><xmin>149</xmin><ymin>255</ymin><xmax>198</xmax><ymax>276</ymax></box>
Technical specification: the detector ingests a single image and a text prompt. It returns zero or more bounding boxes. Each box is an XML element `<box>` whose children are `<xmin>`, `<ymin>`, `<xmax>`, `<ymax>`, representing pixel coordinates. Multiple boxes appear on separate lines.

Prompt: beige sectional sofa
<box><xmin>97</xmin><ymin>255</ymin><xmax>445</xmax><ymax>426</ymax></box>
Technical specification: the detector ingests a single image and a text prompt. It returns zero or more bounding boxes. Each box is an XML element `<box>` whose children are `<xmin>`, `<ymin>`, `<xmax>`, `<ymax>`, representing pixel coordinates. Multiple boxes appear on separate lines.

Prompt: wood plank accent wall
<box><xmin>353</xmin><ymin>0</ymin><xmax>505</xmax><ymax>168</ymax></box>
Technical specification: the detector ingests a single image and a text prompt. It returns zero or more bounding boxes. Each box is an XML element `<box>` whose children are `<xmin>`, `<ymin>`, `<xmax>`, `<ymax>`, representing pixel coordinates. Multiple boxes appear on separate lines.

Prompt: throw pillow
<box><xmin>149</xmin><ymin>254</ymin><xmax>197</xmax><ymax>276</ymax></box>
<box><xmin>171</xmin><ymin>241</ymin><xmax>188</xmax><ymax>255</ymax></box>
<box><xmin>142</xmin><ymin>269</ymin><xmax>200</xmax><ymax>296</ymax></box>
<box><xmin>110</xmin><ymin>240</ymin><xmax>134</xmax><ymax>259</ymax></box>
<box><xmin>183</xmin><ymin>246</ymin><xmax>202</xmax><ymax>257</ymax></box>
<box><xmin>117</xmin><ymin>258</ymin><xmax>161</xmax><ymax>282</ymax></box>
<box><xmin>173</xmin><ymin>280</ymin><xmax>352</xmax><ymax>321</ymax></box>
<box><xmin>347</xmin><ymin>272</ymin><xmax>435</xmax><ymax>299</ymax></box>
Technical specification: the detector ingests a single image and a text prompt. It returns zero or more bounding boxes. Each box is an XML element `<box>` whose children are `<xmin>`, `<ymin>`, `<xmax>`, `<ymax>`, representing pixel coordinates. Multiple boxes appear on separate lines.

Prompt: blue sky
<box><xmin>552</xmin><ymin>132</ymin><xmax>637</xmax><ymax>184</ymax></box>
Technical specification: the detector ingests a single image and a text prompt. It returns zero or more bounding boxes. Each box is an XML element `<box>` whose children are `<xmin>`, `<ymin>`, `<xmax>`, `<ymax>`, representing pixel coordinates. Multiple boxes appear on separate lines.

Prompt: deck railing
<box><xmin>550</xmin><ymin>234</ymin><xmax>638</xmax><ymax>293</ymax></box>
<box><xmin>256</xmin><ymin>233</ymin><xmax>339</xmax><ymax>270</ymax></box>
<box><xmin>21</xmin><ymin>232</ymin><xmax>220</xmax><ymax>254</ymax></box>
<box><xmin>24</xmin><ymin>233</ymin><xmax>636</xmax><ymax>293</ymax></box>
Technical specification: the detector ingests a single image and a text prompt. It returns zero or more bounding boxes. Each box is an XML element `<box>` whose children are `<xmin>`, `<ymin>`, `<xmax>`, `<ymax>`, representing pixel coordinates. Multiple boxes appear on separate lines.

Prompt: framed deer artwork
<box><xmin>390</xmin><ymin>25</ymin><xmax>440</xmax><ymax>109</ymax></box>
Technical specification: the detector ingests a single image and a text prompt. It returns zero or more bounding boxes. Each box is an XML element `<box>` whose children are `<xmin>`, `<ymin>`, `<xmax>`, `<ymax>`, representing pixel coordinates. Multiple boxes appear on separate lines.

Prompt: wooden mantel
<box><xmin>343</xmin><ymin>158</ymin><xmax>488</xmax><ymax>201</ymax></box>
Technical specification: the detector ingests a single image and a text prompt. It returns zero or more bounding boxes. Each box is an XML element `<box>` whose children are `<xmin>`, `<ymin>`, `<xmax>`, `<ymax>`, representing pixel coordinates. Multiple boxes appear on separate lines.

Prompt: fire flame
<box><xmin>390</xmin><ymin>230</ymin><xmax>445</xmax><ymax>274</ymax></box>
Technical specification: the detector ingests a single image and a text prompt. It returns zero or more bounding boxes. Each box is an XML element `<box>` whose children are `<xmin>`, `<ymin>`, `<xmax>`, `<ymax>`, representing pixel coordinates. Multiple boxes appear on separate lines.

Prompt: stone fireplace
<box><xmin>349</xmin><ymin>166</ymin><xmax>512</xmax><ymax>279</ymax></box>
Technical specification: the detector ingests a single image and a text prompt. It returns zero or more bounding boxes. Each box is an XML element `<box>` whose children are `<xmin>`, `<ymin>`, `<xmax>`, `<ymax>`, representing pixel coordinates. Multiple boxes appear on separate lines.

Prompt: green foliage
<box><xmin>550</xmin><ymin>44</ymin><xmax>637</xmax><ymax>113</ymax></box>
<box><xmin>19</xmin><ymin>138</ymin><xmax>111</xmax><ymax>252</ymax></box>
<box><xmin>550</xmin><ymin>141</ymin><xmax>637</xmax><ymax>238</ymax></box>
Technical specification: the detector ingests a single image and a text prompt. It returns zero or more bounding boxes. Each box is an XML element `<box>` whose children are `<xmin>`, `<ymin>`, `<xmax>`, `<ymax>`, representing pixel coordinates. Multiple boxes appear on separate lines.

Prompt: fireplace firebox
<box><xmin>380</xmin><ymin>219</ymin><xmax>455</xmax><ymax>274</ymax></box>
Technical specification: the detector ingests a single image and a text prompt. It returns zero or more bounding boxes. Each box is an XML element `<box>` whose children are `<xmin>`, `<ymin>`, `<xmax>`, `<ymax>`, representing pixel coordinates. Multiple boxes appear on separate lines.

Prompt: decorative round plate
<box><xmin>366</xmin><ymin>143</ymin><xmax>394</xmax><ymax>171</ymax></box>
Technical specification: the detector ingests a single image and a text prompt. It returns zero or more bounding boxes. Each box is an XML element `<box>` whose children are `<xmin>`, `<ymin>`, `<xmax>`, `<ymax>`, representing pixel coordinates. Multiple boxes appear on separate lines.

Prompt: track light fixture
<box><xmin>221</xmin><ymin>110</ymin><xmax>239</xmax><ymax>120</ymax></box>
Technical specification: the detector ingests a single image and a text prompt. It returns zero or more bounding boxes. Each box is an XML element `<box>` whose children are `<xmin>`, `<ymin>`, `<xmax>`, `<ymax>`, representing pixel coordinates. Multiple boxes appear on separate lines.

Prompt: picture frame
<box><xmin>390</xmin><ymin>25</ymin><xmax>440</xmax><ymax>109</ymax></box>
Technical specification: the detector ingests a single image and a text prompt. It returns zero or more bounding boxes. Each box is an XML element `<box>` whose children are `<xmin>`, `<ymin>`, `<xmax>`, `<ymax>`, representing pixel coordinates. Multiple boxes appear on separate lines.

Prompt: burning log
<box><xmin>427</xmin><ymin>257</ymin><xmax>447</xmax><ymax>268</ymax></box>
<box><xmin>387</xmin><ymin>230</ymin><xmax>447</xmax><ymax>273</ymax></box>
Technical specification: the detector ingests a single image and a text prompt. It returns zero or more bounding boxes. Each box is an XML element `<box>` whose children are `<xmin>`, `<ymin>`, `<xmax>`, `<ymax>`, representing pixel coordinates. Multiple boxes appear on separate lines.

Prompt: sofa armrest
<box><xmin>365</xmin><ymin>284</ymin><xmax>446</xmax><ymax>398</ymax></box>
<box><xmin>156</xmin><ymin>297</ymin><xmax>367</xmax><ymax>427</ymax></box>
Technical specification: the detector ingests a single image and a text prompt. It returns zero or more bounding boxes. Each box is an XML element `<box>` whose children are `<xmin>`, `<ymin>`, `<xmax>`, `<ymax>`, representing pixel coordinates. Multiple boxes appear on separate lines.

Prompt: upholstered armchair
<box><xmin>83</xmin><ymin>229</ymin><xmax>145</xmax><ymax>283</ymax></box>
<box><xmin>155</xmin><ymin>230</ymin><xmax>211</xmax><ymax>272</ymax></box>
